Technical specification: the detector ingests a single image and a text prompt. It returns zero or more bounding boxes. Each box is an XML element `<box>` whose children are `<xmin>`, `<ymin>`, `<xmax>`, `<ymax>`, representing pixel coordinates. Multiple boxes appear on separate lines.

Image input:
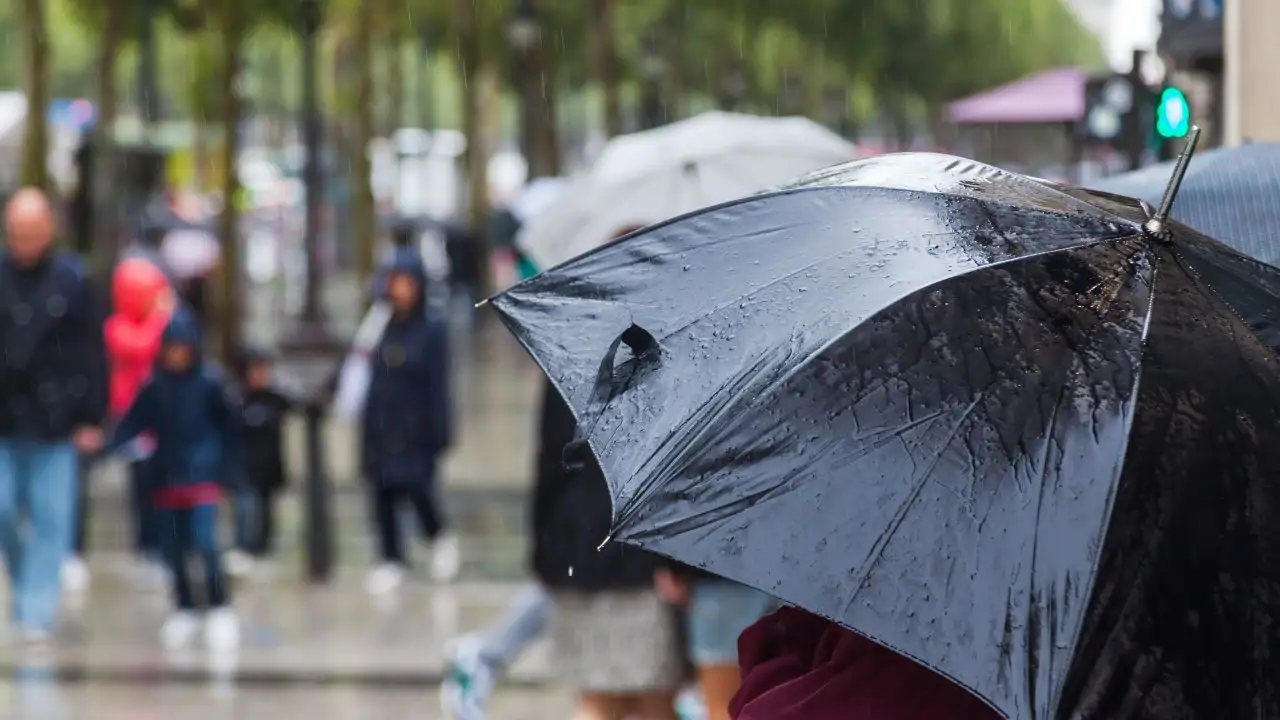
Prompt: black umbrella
<box><xmin>1091</xmin><ymin>142</ymin><xmax>1280</xmax><ymax>267</ymax></box>
<box><xmin>490</xmin><ymin>142</ymin><xmax>1280</xmax><ymax>718</ymax></box>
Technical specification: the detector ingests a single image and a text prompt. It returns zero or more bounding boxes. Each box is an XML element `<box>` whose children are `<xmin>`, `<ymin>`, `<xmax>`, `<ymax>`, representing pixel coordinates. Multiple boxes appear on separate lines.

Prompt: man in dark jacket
<box><xmin>361</xmin><ymin>248</ymin><xmax>457</xmax><ymax>593</ymax></box>
<box><xmin>0</xmin><ymin>188</ymin><xmax>108</xmax><ymax>642</ymax></box>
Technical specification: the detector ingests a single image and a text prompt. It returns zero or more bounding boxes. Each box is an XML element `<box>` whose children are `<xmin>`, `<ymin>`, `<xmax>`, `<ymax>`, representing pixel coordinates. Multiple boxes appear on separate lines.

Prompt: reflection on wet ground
<box><xmin>0</xmin><ymin>680</ymin><xmax>573</xmax><ymax>719</ymax></box>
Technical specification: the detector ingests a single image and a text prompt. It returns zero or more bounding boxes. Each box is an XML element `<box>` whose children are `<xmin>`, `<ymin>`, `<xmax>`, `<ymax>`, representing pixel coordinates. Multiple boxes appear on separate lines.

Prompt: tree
<box><xmin>19</xmin><ymin>0</ymin><xmax>51</xmax><ymax>192</ymax></box>
<box><xmin>588</xmin><ymin>0</ymin><xmax>621</xmax><ymax>138</ymax></box>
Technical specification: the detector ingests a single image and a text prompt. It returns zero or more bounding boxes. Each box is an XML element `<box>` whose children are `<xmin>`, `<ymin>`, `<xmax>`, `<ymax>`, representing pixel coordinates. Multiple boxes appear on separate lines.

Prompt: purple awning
<box><xmin>946</xmin><ymin>67</ymin><xmax>1088</xmax><ymax>125</ymax></box>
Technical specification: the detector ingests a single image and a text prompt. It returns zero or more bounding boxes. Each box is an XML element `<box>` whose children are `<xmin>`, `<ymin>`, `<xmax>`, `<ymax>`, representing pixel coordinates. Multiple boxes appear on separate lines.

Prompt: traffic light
<box><xmin>1082</xmin><ymin>73</ymin><xmax>1154</xmax><ymax>156</ymax></box>
<box><xmin>1156</xmin><ymin>86</ymin><xmax>1191</xmax><ymax>139</ymax></box>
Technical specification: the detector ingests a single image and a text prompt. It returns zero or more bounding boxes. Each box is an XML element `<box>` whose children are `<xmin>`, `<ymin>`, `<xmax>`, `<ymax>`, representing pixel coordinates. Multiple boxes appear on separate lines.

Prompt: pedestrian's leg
<box><xmin>190</xmin><ymin>504</ymin><xmax>229</xmax><ymax>607</ymax></box>
<box><xmin>232</xmin><ymin>487</ymin><xmax>256</xmax><ymax>554</ymax></box>
<box><xmin>406</xmin><ymin>478</ymin><xmax>444</xmax><ymax>540</ymax></box>
<box><xmin>365</xmin><ymin>483</ymin><xmax>406</xmax><ymax>595</ymax></box>
<box><xmin>18</xmin><ymin>442</ymin><xmax>77</xmax><ymax>632</ymax></box>
<box><xmin>73</xmin><ymin>457</ymin><xmax>89</xmax><ymax>556</ymax></box>
<box><xmin>254</xmin><ymin>487</ymin><xmax>275</xmax><ymax>557</ymax></box>
<box><xmin>197</xmin><ymin>499</ymin><xmax>238</xmax><ymax>650</ymax></box>
<box><xmin>0</xmin><ymin>441</ymin><xmax>24</xmax><ymax>588</ymax></box>
<box><xmin>372</xmin><ymin>484</ymin><xmax>405</xmax><ymax>564</ymax></box>
<box><xmin>130</xmin><ymin>458</ymin><xmax>160</xmax><ymax>557</ymax></box>
<box><xmin>409</xmin><ymin>475</ymin><xmax>459</xmax><ymax>581</ymax></box>
<box><xmin>156</xmin><ymin>509</ymin><xmax>195</xmax><ymax>612</ymax></box>
<box><xmin>477</xmin><ymin>581</ymin><xmax>552</xmax><ymax>667</ymax></box>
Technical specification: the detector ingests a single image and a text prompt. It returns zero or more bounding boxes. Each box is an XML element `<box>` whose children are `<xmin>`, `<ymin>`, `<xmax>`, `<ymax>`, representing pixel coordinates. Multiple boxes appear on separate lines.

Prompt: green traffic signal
<box><xmin>1157</xmin><ymin>87</ymin><xmax>1190</xmax><ymax>139</ymax></box>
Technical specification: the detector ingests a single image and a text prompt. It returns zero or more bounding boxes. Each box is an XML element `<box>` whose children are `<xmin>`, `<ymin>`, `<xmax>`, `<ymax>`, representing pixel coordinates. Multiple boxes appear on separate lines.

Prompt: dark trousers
<box><xmin>237</xmin><ymin>486</ymin><xmax>279</xmax><ymax>557</ymax></box>
<box><xmin>156</xmin><ymin>504</ymin><xmax>227</xmax><ymax>610</ymax></box>
<box><xmin>129</xmin><ymin>458</ymin><xmax>160</xmax><ymax>556</ymax></box>
<box><xmin>370</xmin><ymin>482</ymin><xmax>445</xmax><ymax>564</ymax></box>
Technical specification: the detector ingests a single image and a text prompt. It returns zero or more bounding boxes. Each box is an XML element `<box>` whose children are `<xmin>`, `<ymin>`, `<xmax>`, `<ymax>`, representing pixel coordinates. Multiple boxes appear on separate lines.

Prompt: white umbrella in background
<box><xmin>160</xmin><ymin>229</ymin><xmax>221</xmax><ymax>280</ymax></box>
<box><xmin>508</xmin><ymin>177</ymin><xmax>568</xmax><ymax>223</ymax></box>
<box><xmin>517</xmin><ymin>111</ymin><xmax>857</xmax><ymax>271</ymax></box>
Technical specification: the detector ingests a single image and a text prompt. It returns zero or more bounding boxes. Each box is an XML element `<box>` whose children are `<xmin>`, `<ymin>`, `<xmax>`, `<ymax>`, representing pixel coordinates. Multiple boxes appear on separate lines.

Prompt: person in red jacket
<box><xmin>103</xmin><ymin>258</ymin><xmax>174</xmax><ymax>583</ymax></box>
<box><xmin>731</xmin><ymin>606</ymin><xmax>1001</xmax><ymax>720</ymax></box>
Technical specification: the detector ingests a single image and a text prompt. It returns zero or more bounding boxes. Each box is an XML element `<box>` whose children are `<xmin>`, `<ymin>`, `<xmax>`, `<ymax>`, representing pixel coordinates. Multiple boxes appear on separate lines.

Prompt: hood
<box><xmin>232</xmin><ymin>345</ymin><xmax>274</xmax><ymax>380</ymax></box>
<box><xmin>112</xmin><ymin>258</ymin><xmax>170</xmax><ymax>320</ymax></box>
<box><xmin>380</xmin><ymin>246</ymin><xmax>428</xmax><ymax>310</ymax></box>
<box><xmin>158</xmin><ymin>306</ymin><xmax>203</xmax><ymax>372</ymax></box>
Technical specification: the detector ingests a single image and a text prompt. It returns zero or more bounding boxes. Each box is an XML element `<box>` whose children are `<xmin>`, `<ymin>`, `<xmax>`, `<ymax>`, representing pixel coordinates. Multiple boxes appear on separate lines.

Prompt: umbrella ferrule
<box><xmin>1143</xmin><ymin>125</ymin><xmax>1202</xmax><ymax>240</ymax></box>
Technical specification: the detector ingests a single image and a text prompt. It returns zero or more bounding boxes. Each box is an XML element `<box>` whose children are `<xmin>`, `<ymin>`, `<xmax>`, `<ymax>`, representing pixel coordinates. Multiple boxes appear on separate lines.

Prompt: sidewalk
<box><xmin>0</xmin><ymin>571</ymin><xmax>552</xmax><ymax>687</ymax></box>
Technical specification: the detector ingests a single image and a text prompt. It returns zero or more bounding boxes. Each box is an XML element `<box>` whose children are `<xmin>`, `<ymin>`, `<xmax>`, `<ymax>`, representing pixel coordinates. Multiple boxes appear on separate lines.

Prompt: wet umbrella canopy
<box><xmin>491</xmin><ymin>152</ymin><xmax>1280</xmax><ymax>719</ymax></box>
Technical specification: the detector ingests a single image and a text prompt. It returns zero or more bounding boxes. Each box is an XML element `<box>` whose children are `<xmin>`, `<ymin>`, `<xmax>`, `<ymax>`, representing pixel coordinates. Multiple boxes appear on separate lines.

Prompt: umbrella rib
<box><xmin>841</xmin><ymin>390</ymin><xmax>989</xmax><ymax>616</ymax></box>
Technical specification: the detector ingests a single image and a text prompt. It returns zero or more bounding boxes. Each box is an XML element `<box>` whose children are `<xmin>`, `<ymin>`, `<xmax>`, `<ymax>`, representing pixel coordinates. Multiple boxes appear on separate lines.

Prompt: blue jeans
<box><xmin>686</xmin><ymin>580</ymin><xmax>777</xmax><ymax>665</ymax></box>
<box><xmin>156</xmin><ymin>504</ymin><xmax>228</xmax><ymax>610</ymax></box>
<box><xmin>477</xmin><ymin>581</ymin><xmax>551</xmax><ymax>668</ymax></box>
<box><xmin>0</xmin><ymin>439</ymin><xmax>78</xmax><ymax>629</ymax></box>
<box><xmin>231</xmin><ymin>487</ymin><xmax>258</xmax><ymax>552</ymax></box>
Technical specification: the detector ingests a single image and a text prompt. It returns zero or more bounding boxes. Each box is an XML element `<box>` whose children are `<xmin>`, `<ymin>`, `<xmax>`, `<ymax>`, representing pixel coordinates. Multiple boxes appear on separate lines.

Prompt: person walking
<box><xmin>531</xmin><ymin>377</ymin><xmax>683</xmax><ymax>720</ymax></box>
<box><xmin>227</xmin><ymin>347</ymin><xmax>294</xmax><ymax>572</ymax></box>
<box><xmin>0</xmin><ymin>188</ymin><xmax>108</xmax><ymax>642</ymax></box>
<box><xmin>103</xmin><ymin>257</ymin><xmax>174</xmax><ymax>588</ymax></box>
<box><xmin>362</xmin><ymin>249</ymin><xmax>458</xmax><ymax>594</ymax></box>
<box><xmin>105</xmin><ymin>307</ymin><xmax>245</xmax><ymax>650</ymax></box>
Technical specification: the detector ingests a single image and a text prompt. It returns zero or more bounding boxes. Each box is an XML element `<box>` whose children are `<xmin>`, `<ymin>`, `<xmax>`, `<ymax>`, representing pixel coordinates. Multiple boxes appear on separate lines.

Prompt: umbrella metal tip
<box><xmin>1146</xmin><ymin>125</ymin><xmax>1202</xmax><ymax>237</ymax></box>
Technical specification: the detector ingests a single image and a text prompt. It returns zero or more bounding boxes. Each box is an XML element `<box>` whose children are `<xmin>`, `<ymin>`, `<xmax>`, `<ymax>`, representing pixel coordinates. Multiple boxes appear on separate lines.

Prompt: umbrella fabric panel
<box><xmin>1060</xmin><ymin>250</ymin><xmax>1280</xmax><ymax>719</ymax></box>
<box><xmin>1092</xmin><ymin>143</ymin><xmax>1280</xmax><ymax>267</ymax></box>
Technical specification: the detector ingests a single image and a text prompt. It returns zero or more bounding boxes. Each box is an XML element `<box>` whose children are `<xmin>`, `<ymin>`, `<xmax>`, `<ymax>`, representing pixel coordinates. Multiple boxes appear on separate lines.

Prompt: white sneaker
<box><xmin>61</xmin><ymin>556</ymin><xmax>91</xmax><ymax>593</ymax></box>
<box><xmin>365</xmin><ymin>563</ymin><xmax>405</xmax><ymax>595</ymax></box>
<box><xmin>224</xmin><ymin>550</ymin><xmax>254</xmax><ymax>578</ymax></box>
<box><xmin>441</xmin><ymin>636</ymin><xmax>495</xmax><ymax>720</ymax></box>
<box><xmin>430</xmin><ymin>535</ymin><xmax>461</xmax><ymax>583</ymax></box>
<box><xmin>160</xmin><ymin>612</ymin><xmax>201</xmax><ymax>649</ymax></box>
<box><xmin>204</xmin><ymin>608</ymin><xmax>240</xmax><ymax>651</ymax></box>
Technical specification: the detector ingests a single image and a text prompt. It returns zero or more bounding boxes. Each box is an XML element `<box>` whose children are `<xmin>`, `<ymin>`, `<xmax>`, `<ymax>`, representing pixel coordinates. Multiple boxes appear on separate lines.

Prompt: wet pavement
<box><xmin>1</xmin><ymin>572</ymin><xmax>552</xmax><ymax>685</ymax></box>
<box><xmin>1</xmin><ymin>682</ymin><xmax>573</xmax><ymax>719</ymax></box>
<box><xmin>0</xmin><ymin>570</ymin><xmax>567</xmax><ymax>718</ymax></box>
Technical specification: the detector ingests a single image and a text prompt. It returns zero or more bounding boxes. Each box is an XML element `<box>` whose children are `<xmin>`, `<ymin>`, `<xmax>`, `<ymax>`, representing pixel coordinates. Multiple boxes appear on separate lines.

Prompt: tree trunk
<box><xmin>589</xmin><ymin>0</ymin><xmax>621</xmax><ymax>139</ymax></box>
<box><xmin>215</xmin><ymin>4</ymin><xmax>246</xmax><ymax>365</ymax></box>
<box><xmin>351</xmin><ymin>6</ymin><xmax>376</xmax><ymax>288</ymax></box>
<box><xmin>385</xmin><ymin>42</ymin><xmax>404</xmax><ymax>137</ymax></box>
<box><xmin>661</xmin><ymin>2</ymin><xmax>684</xmax><ymax>123</ymax></box>
<box><xmin>19</xmin><ymin>0</ymin><xmax>50</xmax><ymax>191</ymax></box>
<box><xmin>92</xmin><ymin>0</ymin><xmax>125</xmax><ymax>281</ymax></box>
<box><xmin>455</xmin><ymin>0</ymin><xmax>490</xmax><ymax>298</ymax></box>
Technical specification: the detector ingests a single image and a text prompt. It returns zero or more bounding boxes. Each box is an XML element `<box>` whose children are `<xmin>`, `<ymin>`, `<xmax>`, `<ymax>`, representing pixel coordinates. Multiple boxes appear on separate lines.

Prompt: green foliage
<box><xmin>11</xmin><ymin>0</ymin><xmax>1105</xmax><ymax>129</ymax></box>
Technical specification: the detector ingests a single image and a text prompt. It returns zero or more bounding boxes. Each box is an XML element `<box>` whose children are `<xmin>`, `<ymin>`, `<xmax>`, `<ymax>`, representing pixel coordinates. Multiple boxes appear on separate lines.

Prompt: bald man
<box><xmin>0</xmin><ymin>188</ymin><xmax>107</xmax><ymax>642</ymax></box>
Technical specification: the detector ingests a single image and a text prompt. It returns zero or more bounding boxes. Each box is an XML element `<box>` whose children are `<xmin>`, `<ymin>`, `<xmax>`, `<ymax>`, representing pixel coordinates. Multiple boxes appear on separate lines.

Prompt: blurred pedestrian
<box><xmin>730</xmin><ymin>606</ymin><xmax>1000</xmax><ymax>720</ymax></box>
<box><xmin>531</xmin><ymin>378</ymin><xmax>682</xmax><ymax>720</ymax></box>
<box><xmin>654</xmin><ymin>565</ymin><xmax>776</xmax><ymax>720</ymax></box>
<box><xmin>103</xmin><ymin>257</ymin><xmax>175</xmax><ymax>588</ymax></box>
<box><xmin>361</xmin><ymin>249</ymin><xmax>458</xmax><ymax>594</ymax></box>
<box><xmin>442</xmin><ymin>582</ymin><xmax>550</xmax><ymax>719</ymax></box>
<box><xmin>105</xmin><ymin>307</ymin><xmax>245</xmax><ymax>650</ymax></box>
<box><xmin>226</xmin><ymin>347</ymin><xmax>295</xmax><ymax>574</ymax></box>
<box><xmin>0</xmin><ymin>188</ymin><xmax>108</xmax><ymax>643</ymax></box>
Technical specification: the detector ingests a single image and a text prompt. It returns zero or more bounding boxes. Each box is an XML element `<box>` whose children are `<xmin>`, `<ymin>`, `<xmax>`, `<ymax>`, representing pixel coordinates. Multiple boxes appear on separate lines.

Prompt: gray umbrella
<box><xmin>1091</xmin><ymin>142</ymin><xmax>1280</xmax><ymax>267</ymax></box>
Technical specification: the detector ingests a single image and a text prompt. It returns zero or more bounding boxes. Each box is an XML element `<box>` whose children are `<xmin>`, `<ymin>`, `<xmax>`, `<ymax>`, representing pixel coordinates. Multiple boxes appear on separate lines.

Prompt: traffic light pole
<box><xmin>1124</xmin><ymin>49</ymin><xmax>1146</xmax><ymax>172</ymax></box>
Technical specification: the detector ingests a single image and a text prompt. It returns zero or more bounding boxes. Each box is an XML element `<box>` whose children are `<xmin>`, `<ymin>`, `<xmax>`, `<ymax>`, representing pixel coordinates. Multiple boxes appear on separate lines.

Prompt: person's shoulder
<box><xmin>49</xmin><ymin>251</ymin><xmax>88</xmax><ymax>282</ymax></box>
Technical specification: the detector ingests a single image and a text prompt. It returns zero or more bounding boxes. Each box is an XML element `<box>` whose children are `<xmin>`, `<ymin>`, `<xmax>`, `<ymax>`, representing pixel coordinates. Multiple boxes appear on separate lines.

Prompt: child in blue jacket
<box><xmin>108</xmin><ymin>306</ymin><xmax>245</xmax><ymax>650</ymax></box>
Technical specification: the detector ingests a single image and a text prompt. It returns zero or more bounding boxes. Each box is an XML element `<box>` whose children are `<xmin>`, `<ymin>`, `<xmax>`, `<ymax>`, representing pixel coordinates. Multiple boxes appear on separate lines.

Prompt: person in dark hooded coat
<box><xmin>360</xmin><ymin>248</ymin><xmax>457</xmax><ymax>593</ymax></box>
<box><xmin>107</xmin><ymin>306</ymin><xmax>245</xmax><ymax>651</ymax></box>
